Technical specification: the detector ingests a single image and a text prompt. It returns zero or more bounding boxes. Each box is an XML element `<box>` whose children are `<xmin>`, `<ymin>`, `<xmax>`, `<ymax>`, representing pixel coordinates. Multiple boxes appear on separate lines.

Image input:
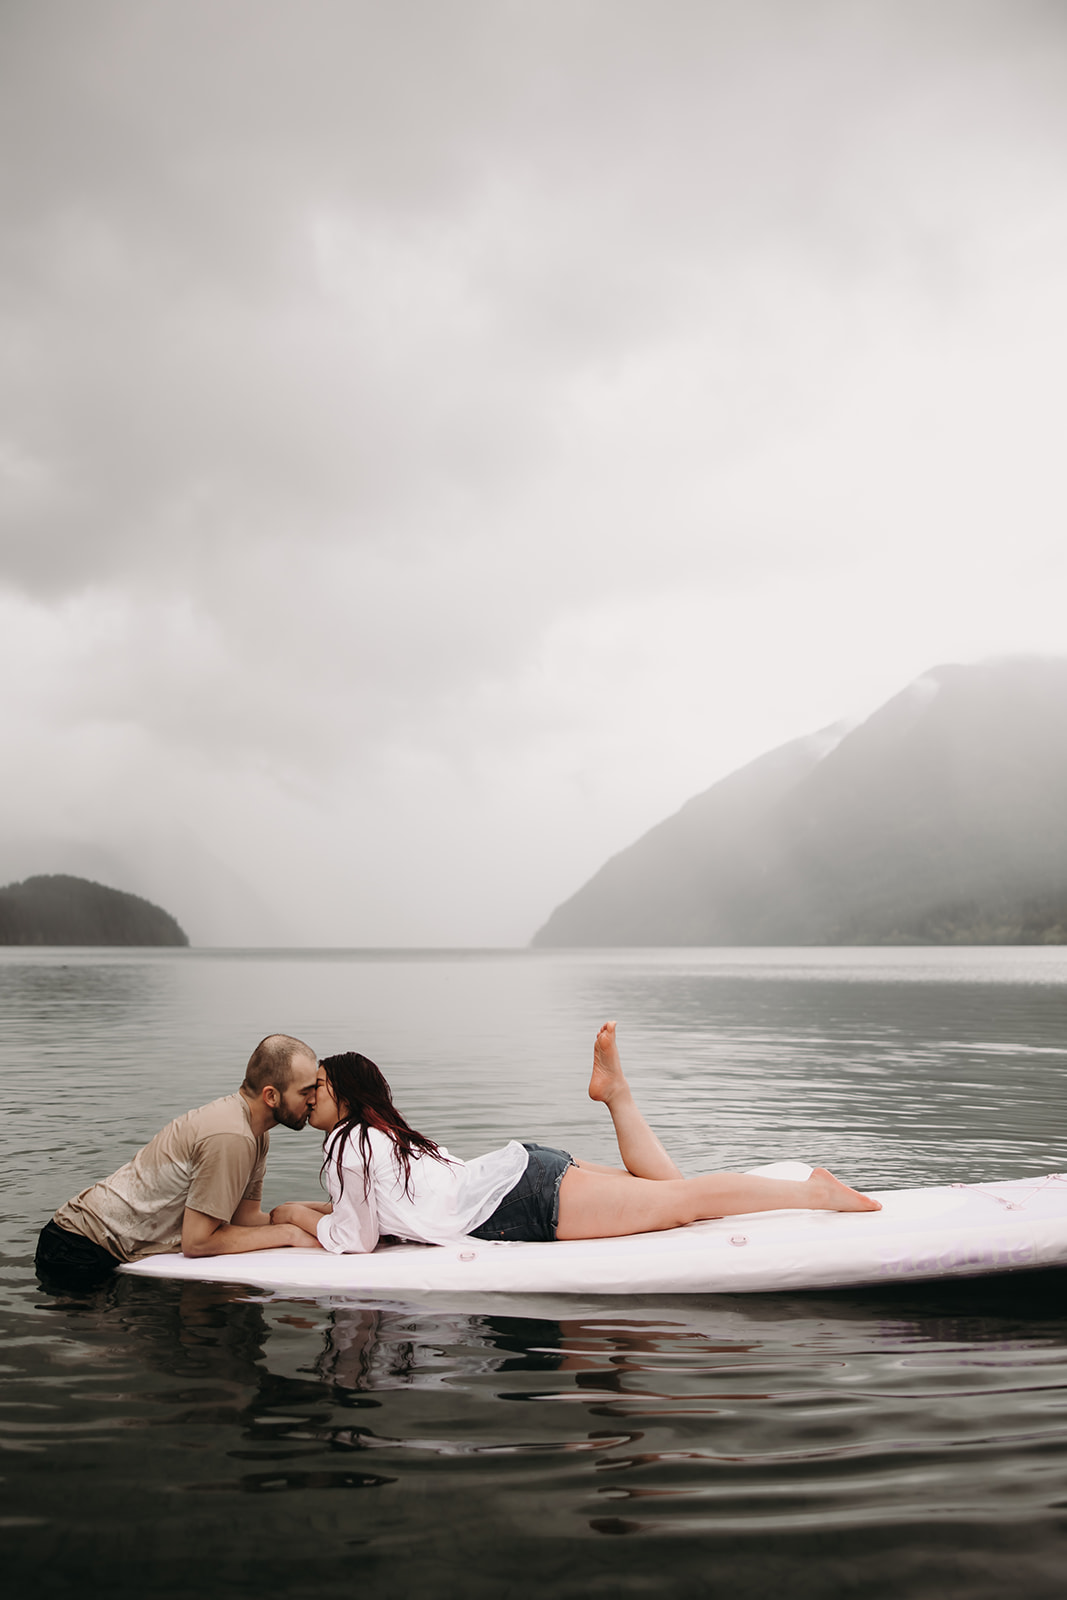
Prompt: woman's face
<box><xmin>308</xmin><ymin>1065</ymin><xmax>344</xmax><ymax>1132</ymax></box>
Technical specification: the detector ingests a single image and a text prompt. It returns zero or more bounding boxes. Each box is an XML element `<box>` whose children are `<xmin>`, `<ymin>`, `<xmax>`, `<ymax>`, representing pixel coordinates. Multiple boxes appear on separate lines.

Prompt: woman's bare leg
<box><xmin>586</xmin><ymin>1021</ymin><xmax>683</xmax><ymax>1180</ymax></box>
<box><xmin>556</xmin><ymin>1164</ymin><xmax>881</xmax><ymax>1241</ymax></box>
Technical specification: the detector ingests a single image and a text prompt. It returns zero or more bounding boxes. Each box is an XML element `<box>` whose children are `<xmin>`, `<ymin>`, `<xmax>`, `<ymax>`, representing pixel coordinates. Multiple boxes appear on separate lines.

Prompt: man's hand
<box><xmin>181</xmin><ymin>1207</ymin><xmax>323</xmax><ymax>1257</ymax></box>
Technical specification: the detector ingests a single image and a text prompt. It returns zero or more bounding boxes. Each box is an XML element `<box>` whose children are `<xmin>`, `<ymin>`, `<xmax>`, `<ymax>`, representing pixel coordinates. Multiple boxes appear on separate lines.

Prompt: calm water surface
<box><xmin>2</xmin><ymin>946</ymin><xmax>1066</xmax><ymax>1598</ymax></box>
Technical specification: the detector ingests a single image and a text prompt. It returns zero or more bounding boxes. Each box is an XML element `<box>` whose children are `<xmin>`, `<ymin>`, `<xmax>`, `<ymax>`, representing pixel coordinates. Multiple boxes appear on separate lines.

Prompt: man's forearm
<box><xmin>183</xmin><ymin>1221</ymin><xmax>318</xmax><ymax>1257</ymax></box>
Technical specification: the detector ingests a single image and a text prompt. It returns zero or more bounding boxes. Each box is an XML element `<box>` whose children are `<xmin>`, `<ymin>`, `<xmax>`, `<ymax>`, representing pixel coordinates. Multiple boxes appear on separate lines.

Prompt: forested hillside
<box><xmin>0</xmin><ymin>875</ymin><xmax>189</xmax><ymax>946</ymax></box>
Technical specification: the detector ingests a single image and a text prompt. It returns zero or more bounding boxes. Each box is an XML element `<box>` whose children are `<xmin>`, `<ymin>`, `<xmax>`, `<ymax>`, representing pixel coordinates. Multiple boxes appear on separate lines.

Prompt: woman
<box><xmin>272</xmin><ymin>1022</ymin><xmax>880</xmax><ymax>1253</ymax></box>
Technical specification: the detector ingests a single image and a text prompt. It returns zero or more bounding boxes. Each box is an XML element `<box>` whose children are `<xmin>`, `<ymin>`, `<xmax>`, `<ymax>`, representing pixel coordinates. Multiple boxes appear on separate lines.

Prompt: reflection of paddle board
<box><xmin>118</xmin><ymin>1163</ymin><xmax>1067</xmax><ymax>1297</ymax></box>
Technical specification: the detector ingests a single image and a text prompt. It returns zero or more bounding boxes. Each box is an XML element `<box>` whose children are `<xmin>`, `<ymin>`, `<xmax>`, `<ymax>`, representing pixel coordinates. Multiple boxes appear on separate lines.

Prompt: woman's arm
<box><xmin>314</xmin><ymin>1135</ymin><xmax>381</xmax><ymax>1254</ymax></box>
<box><xmin>270</xmin><ymin>1201</ymin><xmax>332</xmax><ymax>1232</ymax></box>
<box><xmin>317</xmin><ymin>1184</ymin><xmax>379</xmax><ymax>1253</ymax></box>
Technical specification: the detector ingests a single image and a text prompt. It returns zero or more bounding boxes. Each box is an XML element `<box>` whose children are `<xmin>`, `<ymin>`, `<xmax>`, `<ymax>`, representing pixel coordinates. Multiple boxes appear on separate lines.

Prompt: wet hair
<box><xmin>320</xmin><ymin>1051</ymin><xmax>450</xmax><ymax>1200</ymax></box>
<box><xmin>242</xmin><ymin>1034</ymin><xmax>317</xmax><ymax>1096</ymax></box>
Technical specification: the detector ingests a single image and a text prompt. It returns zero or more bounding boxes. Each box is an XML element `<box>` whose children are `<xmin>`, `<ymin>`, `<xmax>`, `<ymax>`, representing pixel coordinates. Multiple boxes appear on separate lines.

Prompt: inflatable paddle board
<box><xmin>119</xmin><ymin>1164</ymin><xmax>1067</xmax><ymax>1297</ymax></box>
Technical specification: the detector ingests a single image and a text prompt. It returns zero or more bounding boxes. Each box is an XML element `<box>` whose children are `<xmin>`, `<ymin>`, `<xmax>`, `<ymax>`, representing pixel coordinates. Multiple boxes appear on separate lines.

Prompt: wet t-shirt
<box><xmin>53</xmin><ymin>1093</ymin><xmax>268</xmax><ymax>1262</ymax></box>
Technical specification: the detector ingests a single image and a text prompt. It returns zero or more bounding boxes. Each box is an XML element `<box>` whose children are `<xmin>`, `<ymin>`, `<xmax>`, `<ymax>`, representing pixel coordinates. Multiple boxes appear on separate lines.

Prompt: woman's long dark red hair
<box><xmin>320</xmin><ymin>1051</ymin><xmax>450</xmax><ymax>1200</ymax></box>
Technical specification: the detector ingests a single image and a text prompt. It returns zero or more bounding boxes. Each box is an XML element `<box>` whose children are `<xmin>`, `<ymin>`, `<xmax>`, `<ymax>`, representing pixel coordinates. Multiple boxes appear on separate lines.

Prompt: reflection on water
<box><xmin>3</xmin><ymin>1272</ymin><xmax>1067</xmax><ymax>1598</ymax></box>
<box><xmin>2</xmin><ymin>947</ymin><xmax>1066</xmax><ymax>1597</ymax></box>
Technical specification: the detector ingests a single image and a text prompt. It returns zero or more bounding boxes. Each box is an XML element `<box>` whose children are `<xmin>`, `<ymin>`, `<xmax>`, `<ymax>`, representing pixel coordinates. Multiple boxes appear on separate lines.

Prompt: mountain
<box><xmin>0</xmin><ymin>875</ymin><xmax>189</xmax><ymax>946</ymax></box>
<box><xmin>532</xmin><ymin>658</ymin><xmax>1067</xmax><ymax>946</ymax></box>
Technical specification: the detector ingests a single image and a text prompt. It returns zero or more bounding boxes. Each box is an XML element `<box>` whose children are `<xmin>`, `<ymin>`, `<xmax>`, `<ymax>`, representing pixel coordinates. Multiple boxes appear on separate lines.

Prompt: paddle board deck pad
<box><xmin>118</xmin><ymin>1164</ymin><xmax>1067</xmax><ymax>1297</ymax></box>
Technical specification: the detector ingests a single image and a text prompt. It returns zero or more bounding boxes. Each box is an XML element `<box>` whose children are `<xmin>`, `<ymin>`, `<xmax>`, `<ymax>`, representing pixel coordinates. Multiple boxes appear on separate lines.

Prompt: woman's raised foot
<box><xmin>806</xmin><ymin>1167</ymin><xmax>882</xmax><ymax>1213</ymax></box>
<box><xmin>588</xmin><ymin>1021</ymin><xmax>628</xmax><ymax>1104</ymax></box>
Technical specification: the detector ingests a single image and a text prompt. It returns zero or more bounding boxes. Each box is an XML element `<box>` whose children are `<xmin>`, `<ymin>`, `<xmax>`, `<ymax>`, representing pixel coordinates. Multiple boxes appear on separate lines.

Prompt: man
<box><xmin>35</xmin><ymin>1033</ymin><xmax>323</xmax><ymax>1289</ymax></box>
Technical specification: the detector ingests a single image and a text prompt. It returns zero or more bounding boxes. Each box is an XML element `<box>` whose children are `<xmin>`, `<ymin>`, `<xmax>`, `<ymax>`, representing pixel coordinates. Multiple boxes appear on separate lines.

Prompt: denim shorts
<box><xmin>469</xmin><ymin>1143</ymin><xmax>576</xmax><ymax>1243</ymax></box>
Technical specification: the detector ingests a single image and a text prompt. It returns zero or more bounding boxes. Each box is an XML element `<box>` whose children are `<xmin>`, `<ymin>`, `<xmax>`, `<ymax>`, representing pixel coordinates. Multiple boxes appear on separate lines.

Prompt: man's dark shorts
<box><xmin>469</xmin><ymin>1142</ymin><xmax>576</xmax><ymax>1243</ymax></box>
<box><xmin>35</xmin><ymin>1219</ymin><xmax>117</xmax><ymax>1290</ymax></box>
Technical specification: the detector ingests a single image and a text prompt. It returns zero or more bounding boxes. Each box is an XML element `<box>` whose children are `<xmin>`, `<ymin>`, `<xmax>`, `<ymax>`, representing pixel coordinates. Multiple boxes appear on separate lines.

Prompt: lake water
<box><xmin>2</xmin><ymin>945</ymin><xmax>1066</xmax><ymax>1599</ymax></box>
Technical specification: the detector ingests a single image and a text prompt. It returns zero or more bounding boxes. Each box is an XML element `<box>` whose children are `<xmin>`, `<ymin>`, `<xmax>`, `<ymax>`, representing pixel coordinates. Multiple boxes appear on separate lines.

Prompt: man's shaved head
<box><xmin>242</xmin><ymin>1034</ymin><xmax>317</xmax><ymax>1095</ymax></box>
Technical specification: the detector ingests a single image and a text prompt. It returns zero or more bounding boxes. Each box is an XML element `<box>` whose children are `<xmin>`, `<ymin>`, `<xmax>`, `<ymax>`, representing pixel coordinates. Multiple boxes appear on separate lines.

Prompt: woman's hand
<box><xmin>271</xmin><ymin>1201</ymin><xmax>332</xmax><ymax>1237</ymax></box>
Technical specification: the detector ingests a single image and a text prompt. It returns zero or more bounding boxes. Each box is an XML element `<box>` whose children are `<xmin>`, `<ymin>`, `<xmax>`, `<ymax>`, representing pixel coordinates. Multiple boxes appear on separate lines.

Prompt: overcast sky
<box><xmin>2</xmin><ymin>0</ymin><xmax>1067</xmax><ymax>945</ymax></box>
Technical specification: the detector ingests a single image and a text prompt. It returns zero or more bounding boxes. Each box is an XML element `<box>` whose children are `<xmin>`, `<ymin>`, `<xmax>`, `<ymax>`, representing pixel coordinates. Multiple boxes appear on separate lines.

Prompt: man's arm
<box><xmin>181</xmin><ymin>1207</ymin><xmax>322</xmax><ymax>1257</ymax></box>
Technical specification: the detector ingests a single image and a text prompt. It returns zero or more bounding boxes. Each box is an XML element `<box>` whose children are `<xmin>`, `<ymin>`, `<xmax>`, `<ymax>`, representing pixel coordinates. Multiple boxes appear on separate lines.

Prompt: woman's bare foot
<box><xmin>588</xmin><ymin>1021</ymin><xmax>628</xmax><ymax>1104</ymax></box>
<box><xmin>806</xmin><ymin>1166</ymin><xmax>882</xmax><ymax>1213</ymax></box>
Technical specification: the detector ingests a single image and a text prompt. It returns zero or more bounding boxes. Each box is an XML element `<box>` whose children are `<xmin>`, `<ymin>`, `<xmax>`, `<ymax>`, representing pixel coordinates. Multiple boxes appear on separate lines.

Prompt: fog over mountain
<box><xmin>534</xmin><ymin>659</ymin><xmax>1067</xmax><ymax>946</ymax></box>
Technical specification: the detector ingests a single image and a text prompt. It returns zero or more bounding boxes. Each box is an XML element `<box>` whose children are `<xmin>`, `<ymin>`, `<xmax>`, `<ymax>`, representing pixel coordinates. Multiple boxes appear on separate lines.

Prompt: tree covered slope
<box><xmin>0</xmin><ymin>875</ymin><xmax>189</xmax><ymax>946</ymax></box>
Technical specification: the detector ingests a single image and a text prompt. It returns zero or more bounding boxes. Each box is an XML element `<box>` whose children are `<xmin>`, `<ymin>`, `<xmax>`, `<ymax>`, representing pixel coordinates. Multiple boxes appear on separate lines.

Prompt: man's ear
<box><xmin>262</xmin><ymin>1085</ymin><xmax>282</xmax><ymax>1110</ymax></box>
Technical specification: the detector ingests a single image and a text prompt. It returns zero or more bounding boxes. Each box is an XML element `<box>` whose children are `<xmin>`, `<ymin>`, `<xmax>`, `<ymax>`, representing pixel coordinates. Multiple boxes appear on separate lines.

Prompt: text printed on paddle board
<box><xmin>877</xmin><ymin>1236</ymin><xmax>1036</xmax><ymax>1279</ymax></box>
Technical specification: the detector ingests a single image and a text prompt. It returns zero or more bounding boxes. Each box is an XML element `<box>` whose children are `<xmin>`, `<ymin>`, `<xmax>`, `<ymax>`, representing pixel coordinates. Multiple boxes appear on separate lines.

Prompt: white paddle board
<box><xmin>118</xmin><ymin>1163</ymin><xmax>1067</xmax><ymax>1297</ymax></box>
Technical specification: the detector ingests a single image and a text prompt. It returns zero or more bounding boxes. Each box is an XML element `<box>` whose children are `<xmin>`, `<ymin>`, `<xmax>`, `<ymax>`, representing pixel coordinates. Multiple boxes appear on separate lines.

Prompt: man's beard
<box><xmin>273</xmin><ymin>1105</ymin><xmax>308</xmax><ymax>1131</ymax></box>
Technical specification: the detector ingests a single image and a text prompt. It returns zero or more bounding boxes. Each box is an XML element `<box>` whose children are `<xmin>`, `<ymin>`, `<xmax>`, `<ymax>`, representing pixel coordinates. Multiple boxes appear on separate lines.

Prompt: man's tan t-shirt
<box><xmin>53</xmin><ymin>1093</ymin><xmax>269</xmax><ymax>1262</ymax></box>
